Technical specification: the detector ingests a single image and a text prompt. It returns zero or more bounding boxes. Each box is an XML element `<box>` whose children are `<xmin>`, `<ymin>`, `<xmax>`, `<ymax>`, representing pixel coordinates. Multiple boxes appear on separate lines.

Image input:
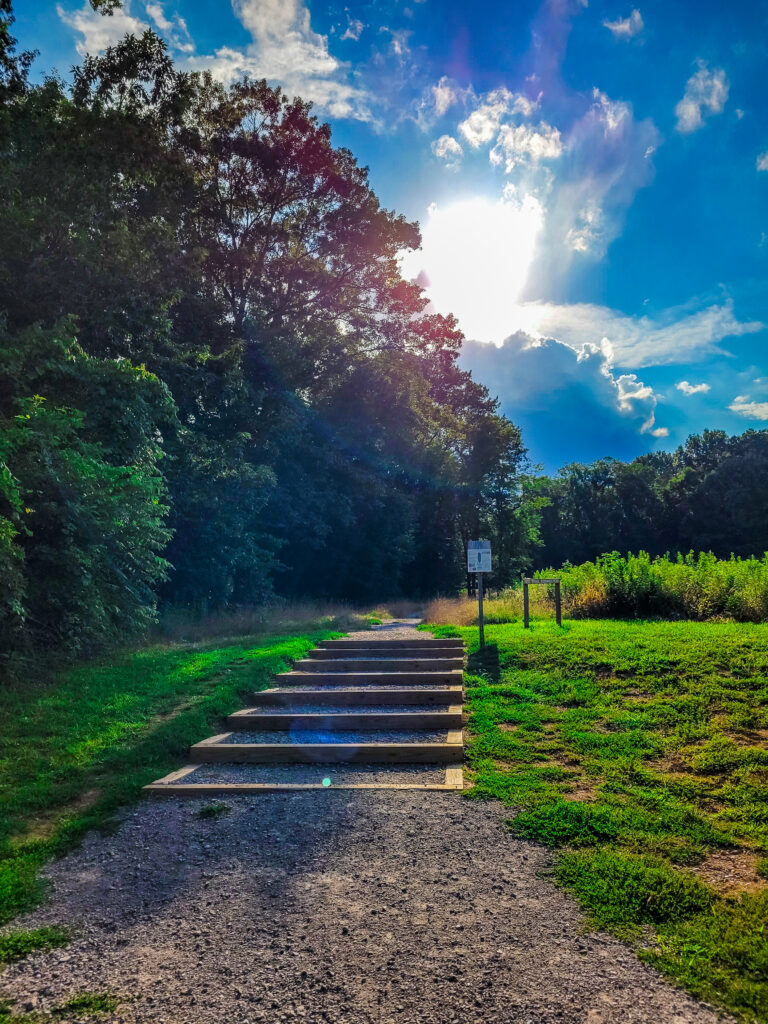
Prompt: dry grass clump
<box><xmin>423</xmin><ymin>588</ymin><xmax>553</xmax><ymax>626</ymax></box>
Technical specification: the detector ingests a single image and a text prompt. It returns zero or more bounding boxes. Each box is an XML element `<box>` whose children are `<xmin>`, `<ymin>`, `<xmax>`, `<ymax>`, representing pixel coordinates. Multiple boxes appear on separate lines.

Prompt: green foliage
<box><xmin>0</xmin><ymin>17</ymin><xmax>530</xmax><ymax>658</ymax></box>
<box><xmin>0</xmin><ymin>926</ymin><xmax>69</xmax><ymax>965</ymax></box>
<box><xmin>645</xmin><ymin>892</ymin><xmax>768</xmax><ymax>1021</ymax></box>
<box><xmin>51</xmin><ymin>993</ymin><xmax>119</xmax><ymax>1017</ymax></box>
<box><xmin>443</xmin><ymin>619</ymin><xmax>768</xmax><ymax>1021</ymax></box>
<box><xmin>509</xmin><ymin>800</ymin><xmax>621</xmax><ymax>847</ymax></box>
<box><xmin>555</xmin><ymin>849</ymin><xmax>715</xmax><ymax>928</ymax></box>
<box><xmin>535</xmin><ymin>430</ymin><xmax>768</xmax><ymax>571</ymax></box>
<box><xmin>0</xmin><ymin>322</ymin><xmax>173</xmax><ymax>658</ymax></box>
<box><xmin>196</xmin><ymin>802</ymin><xmax>229</xmax><ymax>819</ymax></box>
<box><xmin>544</xmin><ymin>551</ymin><xmax>768</xmax><ymax>622</ymax></box>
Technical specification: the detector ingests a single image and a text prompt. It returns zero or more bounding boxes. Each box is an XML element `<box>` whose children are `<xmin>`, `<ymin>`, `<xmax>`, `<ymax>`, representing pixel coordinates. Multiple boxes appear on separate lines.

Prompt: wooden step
<box><xmin>307</xmin><ymin>646</ymin><xmax>463</xmax><ymax>660</ymax></box>
<box><xmin>144</xmin><ymin>763</ymin><xmax>464</xmax><ymax>793</ymax></box>
<box><xmin>190</xmin><ymin>731</ymin><xmax>464</xmax><ymax>764</ymax></box>
<box><xmin>293</xmin><ymin>658</ymin><xmax>463</xmax><ymax>672</ymax></box>
<box><xmin>321</xmin><ymin>638</ymin><xmax>463</xmax><ymax>650</ymax></box>
<box><xmin>227</xmin><ymin>706</ymin><xmax>463</xmax><ymax>730</ymax></box>
<box><xmin>277</xmin><ymin>670</ymin><xmax>464</xmax><ymax>685</ymax></box>
<box><xmin>250</xmin><ymin>686</ymin><xmax>463</xmax><ymax>706</ymax></box>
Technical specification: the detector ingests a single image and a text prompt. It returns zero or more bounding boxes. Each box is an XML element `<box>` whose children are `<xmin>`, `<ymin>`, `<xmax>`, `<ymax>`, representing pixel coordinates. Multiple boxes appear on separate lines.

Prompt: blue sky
<box><xmin>15</xmin><ymin>0</ymin><xmax>768</xmax><ymax>471</ymax></box>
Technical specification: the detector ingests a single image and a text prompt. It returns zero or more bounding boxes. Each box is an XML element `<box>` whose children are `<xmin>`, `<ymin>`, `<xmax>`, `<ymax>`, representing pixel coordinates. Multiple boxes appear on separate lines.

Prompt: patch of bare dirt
<box><xmin>691</xmin><ymin>849</ymin><xmax>766</xmax><ymax>895</ymax></box>
<box><xmin>563</xmin><ymin>780</ymin><xmax>598</xmax><ymax>802</ymax></box>
<box><xmin>13</xmin><ymin>788</ymin><xmax>103</xmax><ymax>846</ymax></box>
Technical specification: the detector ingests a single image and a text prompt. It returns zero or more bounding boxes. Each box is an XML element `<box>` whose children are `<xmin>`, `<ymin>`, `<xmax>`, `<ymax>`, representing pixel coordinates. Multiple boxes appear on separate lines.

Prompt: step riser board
<box><xmin>250</xmin><ymin>687</ymin><xmax>462</xmax><ymax>707</ymax></box>
<box><xmin>190</xmin><ymin>743</ymin><xmax>463</xmax><ymax>765</ymax></box>
<box><xmin>278</xmin><ymin>671</ymin><xmax>463</xmax><ymax>685</ymax></box>
<box><xmin>320</xmin><ymin>639</ymin><xmax>463</xmax><ymax>650</ymax></box>
<box><xmin>227</xmin><ymin>709</ymin><xmax>463</xmax><ymax>730</ymax></box>
<box><xmin>294</xmin><ymin>658</ymin><xmax>463</xmax><ymax>672</ymax></box>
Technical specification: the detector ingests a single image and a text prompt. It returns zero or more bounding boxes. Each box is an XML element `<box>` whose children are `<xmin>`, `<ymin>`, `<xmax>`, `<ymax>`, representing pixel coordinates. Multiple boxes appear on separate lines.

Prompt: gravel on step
<box><xmin>221</xmin><ymin>729</ymin><xmax>450</xmax><ymax>744</ymax></box>
<box><xmin>178</xmin><ymin>763</ymin><xmax>452</xmax><ymax>785</ymax></box>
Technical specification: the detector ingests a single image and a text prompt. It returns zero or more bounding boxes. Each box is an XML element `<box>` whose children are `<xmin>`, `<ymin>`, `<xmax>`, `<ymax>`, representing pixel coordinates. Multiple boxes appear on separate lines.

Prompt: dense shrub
<box><xmin>543</xmin><ymin>551</ymin><xmax>768</xmax><ymax>622</ymax></box>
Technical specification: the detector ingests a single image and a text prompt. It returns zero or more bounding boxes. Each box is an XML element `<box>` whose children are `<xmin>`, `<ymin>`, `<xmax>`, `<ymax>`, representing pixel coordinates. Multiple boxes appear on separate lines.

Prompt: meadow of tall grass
<box><xmin>424</xmin><ymin>552</ymin><xmax>768</xmax><ymax>625</ymax></box>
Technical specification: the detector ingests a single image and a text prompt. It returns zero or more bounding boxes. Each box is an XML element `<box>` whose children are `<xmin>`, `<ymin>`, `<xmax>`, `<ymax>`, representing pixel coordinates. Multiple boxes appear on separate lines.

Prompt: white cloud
<box><xmin>536</xmin><ymin>88</ymin><xmax>659</xmax><ymax>263</ymax></box>
<box><xmin>414</xmin><ymin>77</ymin><xmax>473</xmax><ymax>130</ymax></box>
<box><xmin>432</xmin><ymin>77</ymin><xmax>462</xmax><ymax>117</ymax></box>
<box><xmin>490</xmin><ymin>121</ymin><xmax>562</xmax><ymax>172</ymax></box>
<box><xmin>757</xmin><ymin>151</ymin><xmax>768</xmax><ymax>171</ymax></box>
<box><xmin>729</xmin><ymin>397</ymin><xmax>768</xmax><ymax>420</ymax></box>
<box><xmin>145</xmin><ymin>3</ymin><xmax>193</xmax><ymax>52</ymax></box>
<box><xmin>341</xmin><ymin>18</ymin><xmax>364</xmax><ymax>41</ymax></box>
<box><xmin>458</xmin><ymin>87</ymin><xmax>539</xmax><ymax>147</ymax></box>
<box><xmin>650</xmin><ymin>427</ymin><xmax>670</xmax><ymax>437</ymax></box>
<box><xmin>57</xmin><ymin>1</ymin><xmax>148</xmax><ymax>54</ymax></box>
<box><xmin>432</xmin><ymin>135</ymin><xmax>463</xmax><ymax>167</ymax></box>
<box><xmin>676</xmin><ymin>380</ymin><xmax>711</xmax><ymax>395</ymax></box>
<box><xmin>145</xmin><ymin>3</ymin><xmax>171</xmax><ymax>32</ymax></box>
<box><xmin>603</xmin><ymin>9</ymin><xmax>644</xmax><ymax>39</ymax></box>
<box><xmin>184</xmin><ymin>0</ymin><xmax>371</xmax><ymax>121</ymax></box>
<box><xmin>675</xmin><ymin>62</ymin><xmax>729</xmax><ymax>134</ymax></box>
<box><xmin>510</xmin><ymin>299</ymin><xmax>763</xmax><ymax>368</ymax></box>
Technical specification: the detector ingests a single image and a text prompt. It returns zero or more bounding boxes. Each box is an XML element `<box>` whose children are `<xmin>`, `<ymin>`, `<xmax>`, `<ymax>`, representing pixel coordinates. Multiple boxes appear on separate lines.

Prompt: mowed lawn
<box><xmin>0</xmin><ymin>630</ymin><xmax>339</xmax><ymax>939</ymax></box>
<box><xmin>429</xmin><ymin>619</ymin><xmax>768</xmax><ymax>1024</ymax></box>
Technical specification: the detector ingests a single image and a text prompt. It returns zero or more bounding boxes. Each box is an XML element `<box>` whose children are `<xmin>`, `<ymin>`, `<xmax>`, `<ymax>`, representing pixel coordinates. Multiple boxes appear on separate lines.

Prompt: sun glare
<box><xmin>402</xmin><ymin>194</ymin><xmax>543</xmax><ymax>344</ymax></box>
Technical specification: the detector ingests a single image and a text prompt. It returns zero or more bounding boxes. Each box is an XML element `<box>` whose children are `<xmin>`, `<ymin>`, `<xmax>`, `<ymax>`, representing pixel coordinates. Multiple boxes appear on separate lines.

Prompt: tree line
<box><xmin>0</xmin><ymin>2</ymin><xmax>535</xmax><ymax>665</ymax></box>
<box><xmin>532</xmin><ymin>428</ymin><xmax>768</xmax><ymax>569</ymax></box>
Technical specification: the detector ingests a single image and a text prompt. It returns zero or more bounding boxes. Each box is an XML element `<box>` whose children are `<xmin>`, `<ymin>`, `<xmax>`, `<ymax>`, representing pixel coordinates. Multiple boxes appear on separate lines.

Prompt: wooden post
<box><xmin>477</xmin><ymin>571</ymin><xmax>485</xmax><ymax>649</ymax></box>
<box><xmin>555</xmin><ymin>581</ymin><xmax>562</xmax><ymax>626</ymax></box>
<box><xmin>523</xmin><ymin>580</ymin><xmax>530</xmax><ymax>629</ymax></box>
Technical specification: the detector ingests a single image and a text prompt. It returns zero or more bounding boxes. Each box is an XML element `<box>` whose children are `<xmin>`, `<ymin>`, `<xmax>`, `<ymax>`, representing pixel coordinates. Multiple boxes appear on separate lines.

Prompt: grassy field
<box><xmin>0</xmin><ymin>626</ymin><xmax>347</xmax><ymax>957</ymax></box>
<box><xmin>428</xmin><ymin>619</ymin><xmax>768</xmax><ymax>1024</ymax></box>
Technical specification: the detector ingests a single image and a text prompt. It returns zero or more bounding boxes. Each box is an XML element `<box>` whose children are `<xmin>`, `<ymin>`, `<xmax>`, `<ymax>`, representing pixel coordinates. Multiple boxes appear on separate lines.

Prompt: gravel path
<box><xmin>0</xmin><ymin>620</ymin><xmax>734</xmax><ymax>1023</ymax></box>
<box><xmin>0</xmin><ymin>793</ymin><xmax>731</xmax><ymax>1024</ymax></box>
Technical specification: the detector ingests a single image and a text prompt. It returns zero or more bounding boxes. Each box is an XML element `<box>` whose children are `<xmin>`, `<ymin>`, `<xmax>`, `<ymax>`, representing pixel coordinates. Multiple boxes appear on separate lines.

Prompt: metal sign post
<box><xmin>468</xmin><ymin>540</ymin><xmax>492</xmax><ymax>649</ymax></box>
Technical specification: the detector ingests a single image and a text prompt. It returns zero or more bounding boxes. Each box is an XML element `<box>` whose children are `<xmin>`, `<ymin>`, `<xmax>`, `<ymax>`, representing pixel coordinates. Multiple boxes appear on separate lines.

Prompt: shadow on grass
<box><xmin>467</xmin><ymin>643</ymin><xmax>500</xmax><ymax>684</ymax></box>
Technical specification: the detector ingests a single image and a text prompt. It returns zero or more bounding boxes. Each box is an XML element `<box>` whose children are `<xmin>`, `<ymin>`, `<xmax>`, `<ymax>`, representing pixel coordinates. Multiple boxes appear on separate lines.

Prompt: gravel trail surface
<box><xmin>0</xmin><ymin>793</ymin><xmax>731</xmax><ymax>1024</ymax></box>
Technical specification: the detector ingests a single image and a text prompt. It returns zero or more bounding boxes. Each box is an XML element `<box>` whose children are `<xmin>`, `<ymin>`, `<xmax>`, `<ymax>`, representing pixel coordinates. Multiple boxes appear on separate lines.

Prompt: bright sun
<box><xmin>402</xmin><ymin>194</ymin><xmax>543</xmax><ymax>344</ymax></box>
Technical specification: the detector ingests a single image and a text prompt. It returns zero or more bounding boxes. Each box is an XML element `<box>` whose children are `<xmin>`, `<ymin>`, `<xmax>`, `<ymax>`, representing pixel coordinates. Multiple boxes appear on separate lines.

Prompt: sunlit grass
<box><xmin>427</xmin><ymin>618</ymin><xmax>768</xmax><ymax>1022</ymax></box>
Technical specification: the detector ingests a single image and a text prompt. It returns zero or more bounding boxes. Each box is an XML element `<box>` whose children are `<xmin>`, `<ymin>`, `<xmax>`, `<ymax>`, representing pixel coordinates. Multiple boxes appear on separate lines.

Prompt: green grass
<box><xmin>428</xmin><ymin>619</ymin><xmax>768</xmax><ymax>1023</ymax></box>
<box><xmin>0</xmin><ymin>991</ymin><xmax>120</xmax><ymax>1022</ymax></box>
<box><xmin>0</xmin><ymin>927</ymin><xmax>69</xmax><ymax>966</ymax></box>
<box><xmin>0</xmin><ymin>628</ymin><xmax>340</xmax><ymax>931</ymax></box>
<box><xmin>195</xmin><ymin>801</ymin><xmax>229</xmax><ymax>819</ymax></box>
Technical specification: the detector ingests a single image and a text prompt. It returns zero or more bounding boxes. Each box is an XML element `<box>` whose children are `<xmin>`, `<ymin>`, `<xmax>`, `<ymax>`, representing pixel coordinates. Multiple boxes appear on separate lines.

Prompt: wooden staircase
<box><xmin>145</xmin><ymin>635</ymin><xmax>465</xmax><ymax>793</ymax></box>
